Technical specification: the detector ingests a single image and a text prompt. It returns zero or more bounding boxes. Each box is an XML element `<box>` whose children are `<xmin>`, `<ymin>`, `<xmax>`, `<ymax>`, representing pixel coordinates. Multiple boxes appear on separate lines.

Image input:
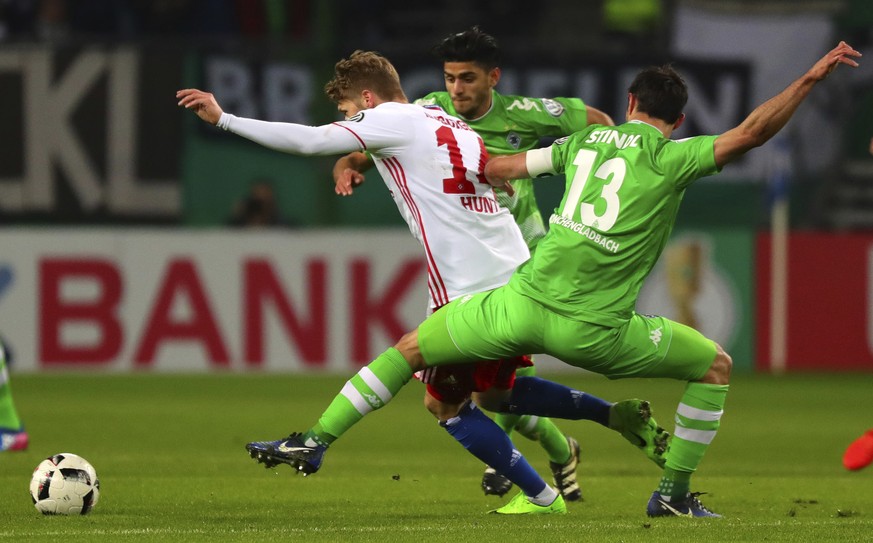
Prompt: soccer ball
<box><xmin>29</xmin><ymin>453</ymin><xmax>100</xmax><ymax>515</ymax></box>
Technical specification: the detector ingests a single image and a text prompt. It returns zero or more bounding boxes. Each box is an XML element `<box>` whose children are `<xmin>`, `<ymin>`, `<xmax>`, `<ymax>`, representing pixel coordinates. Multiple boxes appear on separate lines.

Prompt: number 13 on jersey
<box><xmin>560</xmin><ymin>149</ymin><xmax>626</xmax><ymax>231</ymax></box>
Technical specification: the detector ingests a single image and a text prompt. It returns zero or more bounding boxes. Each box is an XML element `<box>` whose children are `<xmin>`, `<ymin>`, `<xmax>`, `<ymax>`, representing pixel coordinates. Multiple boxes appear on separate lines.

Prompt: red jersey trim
<box><xmin>383</xmin><ymin>156</ymin><xmax>450</xmax><ymax>307</ymax></box>
<box><xmin>332</xmin><ymin>122</ymin><xmax>367</xmax><ymax>149</ymax></box>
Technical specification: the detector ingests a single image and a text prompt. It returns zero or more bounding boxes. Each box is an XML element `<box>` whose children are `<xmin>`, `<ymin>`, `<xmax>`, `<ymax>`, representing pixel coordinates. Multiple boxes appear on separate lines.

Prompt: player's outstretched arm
<box><xmin>333</xmin><ymin>152</ymin><xmax>373</xmax><ymax>196</ymax></box>
<box><xmin>713</xmin><ymin>41</ymin><xmax>860</xmax><ymax>168</ymax></box>
<box><xmin>176</xmin><ymin>88</ymin><xmax>224</xmax><ymax>125</ymax></box>
<box><xmin>586</xmin><ymin>105</ymin><xmax>615</xmax><ymax>127</ymax></box>
<box><xmin>176</xmin><ymin>88</ymin><xmax>364</xmax><ymax>157</ymax></box>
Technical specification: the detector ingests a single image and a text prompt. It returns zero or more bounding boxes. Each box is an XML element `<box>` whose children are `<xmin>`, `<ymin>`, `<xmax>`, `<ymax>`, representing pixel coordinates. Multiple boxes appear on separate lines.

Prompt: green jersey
<box><xmin>415</xmin><ymin>91</ymin><xmax>590</xmax><ymax>249</ymax></box>
<box><xmin>511</xmin><ymin>120</ymin><xmax>720</xmax><ymax>326</ymax></box>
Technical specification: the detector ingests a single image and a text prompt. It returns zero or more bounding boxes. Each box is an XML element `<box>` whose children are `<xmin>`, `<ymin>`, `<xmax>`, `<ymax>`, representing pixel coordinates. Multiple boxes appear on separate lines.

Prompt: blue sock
<box><xmin>441</xmin><ymin>402</ymin><xmax>547</xmax><ymax>497</ymax></box>
<box><xmin>504</xmin><ymin>376</ymin><xmax>611</xmax><ymax>426</ymax></box>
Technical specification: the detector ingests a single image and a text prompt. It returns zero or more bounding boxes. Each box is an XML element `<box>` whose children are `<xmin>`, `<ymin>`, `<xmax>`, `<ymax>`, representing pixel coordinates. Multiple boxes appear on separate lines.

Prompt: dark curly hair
<box><xmin>432</xmin><ymin>26</ymin><xmax>500</xmax><ymax>70</ymax></box>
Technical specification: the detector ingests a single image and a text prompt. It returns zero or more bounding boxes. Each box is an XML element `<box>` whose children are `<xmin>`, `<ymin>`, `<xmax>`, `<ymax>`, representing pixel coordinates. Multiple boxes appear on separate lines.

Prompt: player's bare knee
<box><xmin>423</xmin><ymin>392</ymin><xmax>464</xmax><ymax>421</ymax></box>
<box><xmin>472</xmin><ymin>389</ymin><xmax>510</xmax><ymax>412</ymax></box>
<box><xmin>394</xmin><ymin>329</ymin><xmax>426</xmax><ymax>371</ymax></box>
<box><xmin>700</xmin><ymin>344</ymin><xmax>732</xmax><ymax>385</ymax></box>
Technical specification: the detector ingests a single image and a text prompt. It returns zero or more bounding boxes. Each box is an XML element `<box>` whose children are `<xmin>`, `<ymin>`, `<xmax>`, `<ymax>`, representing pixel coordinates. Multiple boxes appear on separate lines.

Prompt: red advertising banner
<box><xmin>756</xmin><ymin>232</ymin><xmax>873</xmax><ymax>371</ymax></box>
<box><xmin>0</xmin><ymin>229</ymin><xmax>429</xmax><ymax>373</ymax></box>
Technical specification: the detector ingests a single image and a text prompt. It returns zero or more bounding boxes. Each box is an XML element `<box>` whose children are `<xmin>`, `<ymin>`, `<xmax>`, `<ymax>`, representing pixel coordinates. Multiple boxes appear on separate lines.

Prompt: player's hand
<box><xmin>335</xmin><ymin>168</ymin><xmax>366</xmax><ymax>196</ymax></box>
<box><xmin>176</xmin><ymin>89</ymin><xmax>224</xmax><ymax>125</ymax></box>
<box><xmin>809</xmin><ymin>41</ymin><xmax>861</xmax><ymax>81</ymax></box>
<box><xmin>493</xmin><ymin>180</ymin><xmax>515</xmax><ymax>197</ymax></box>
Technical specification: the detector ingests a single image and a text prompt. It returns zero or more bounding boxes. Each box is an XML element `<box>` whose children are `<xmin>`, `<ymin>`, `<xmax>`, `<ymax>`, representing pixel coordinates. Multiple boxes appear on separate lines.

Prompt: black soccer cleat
<box><xmin>481</xmin><ymin>466</ymin><xmax>513</xmax><ymax>497</ymax></box>
<box><xmin>647</xmin><ymin>491</ymin><xmax>722</xmax><ymax>518</ymax></box>
<box><xmin>245</xmin><ymin>432</ymin><xmax>326</xmax><ymax>475</ymax></box>
<box><xmin>550</xmin><ymin>436</ymin><xmax>582</xmax><ymax>501</ymax></box>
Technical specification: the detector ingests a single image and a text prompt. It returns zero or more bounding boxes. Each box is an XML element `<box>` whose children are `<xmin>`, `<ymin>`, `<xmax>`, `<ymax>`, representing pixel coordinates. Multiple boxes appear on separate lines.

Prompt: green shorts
<box><xmin>418</xmin><ymin>286</ymin><xmax>716</xmax><ymax>382</ymax></box>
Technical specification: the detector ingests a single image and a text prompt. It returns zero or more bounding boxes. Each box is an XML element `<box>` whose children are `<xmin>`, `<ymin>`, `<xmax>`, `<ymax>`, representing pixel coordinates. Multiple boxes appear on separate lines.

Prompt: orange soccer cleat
<box><xmin>843</xmin><ymin>430</ymin><xmax>873</xmax><ymax>471</ymax></box>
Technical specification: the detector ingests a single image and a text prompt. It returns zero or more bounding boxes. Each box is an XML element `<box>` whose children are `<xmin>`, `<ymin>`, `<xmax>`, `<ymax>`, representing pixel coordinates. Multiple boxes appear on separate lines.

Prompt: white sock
<box><xmin>528</xmin><ymin>485</ymin><xmax>559</xmax><ymax>506</ymax></box>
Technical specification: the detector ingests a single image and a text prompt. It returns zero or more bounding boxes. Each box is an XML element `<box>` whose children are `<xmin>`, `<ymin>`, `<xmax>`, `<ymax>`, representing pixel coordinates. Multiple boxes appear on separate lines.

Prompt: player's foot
<box><xmin>481</xmin><ymin>466</ymin><xmax>513</xmax><ymax>496</ymax></box>
<box><xmin>843</xmin><ymin>429</ymin><xmax>873</xmax><ymax>471</ymax></box>
<box><xmin>608</xmin><ymin>399</ymin><xmax>669</xmax><ymax>467</ymax></box>
<box><xmin>646</xmin><ymin>491</ymin><xmax>721</xmax><ymax>518</ymax></box>
<box><xmin>0</xmin><ymin>426</ymin><xmax>28</xmax><ymax>452</ymax></box>
<box><xmin>490</xmin><ymin>491</ymin><xmax>567</xmax><ymax>515</ymax></box>
<box><xmin>550</xmin><ymin>436</ymin><xmax>582</xmax><ymax>501</ymax></box>
<box><xmin>245</xmin><ymin>432</ymin><xmax>325</xmax><ymax>475</ymax></box>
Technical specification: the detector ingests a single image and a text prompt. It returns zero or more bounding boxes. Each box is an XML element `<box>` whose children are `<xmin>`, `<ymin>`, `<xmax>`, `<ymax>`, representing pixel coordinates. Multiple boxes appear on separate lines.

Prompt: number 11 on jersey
<box><xmin>435</xmin><ymin>125</ymin><xmax>489</xmax><ymax>195</ymax></box>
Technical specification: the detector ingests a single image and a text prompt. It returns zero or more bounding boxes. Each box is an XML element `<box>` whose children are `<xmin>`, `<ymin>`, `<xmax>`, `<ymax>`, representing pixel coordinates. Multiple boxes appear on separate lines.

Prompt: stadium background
<box><xmin>1</xmin><ymin>0</ymin><xmax>873</xmax><ymax>375</ymax></box>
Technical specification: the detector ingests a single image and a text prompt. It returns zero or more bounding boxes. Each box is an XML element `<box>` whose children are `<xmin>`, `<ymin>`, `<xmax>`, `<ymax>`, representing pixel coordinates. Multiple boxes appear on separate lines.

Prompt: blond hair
<box><xmin>324</xmin><ymin>50</ymin><xmax>407</xmax><ymax>103</ymax></box>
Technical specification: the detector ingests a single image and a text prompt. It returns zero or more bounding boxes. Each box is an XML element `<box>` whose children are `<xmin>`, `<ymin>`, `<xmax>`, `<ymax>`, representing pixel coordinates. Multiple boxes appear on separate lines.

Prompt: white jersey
<box><xmin>219</xmin><ymin>102</ymin><xmax>529</xmax><ymax>308</ymax></box>
<box><xmin>335</xmin><ymin>103</ymin><xmax>528</xmax><ymax>307</ymax></box>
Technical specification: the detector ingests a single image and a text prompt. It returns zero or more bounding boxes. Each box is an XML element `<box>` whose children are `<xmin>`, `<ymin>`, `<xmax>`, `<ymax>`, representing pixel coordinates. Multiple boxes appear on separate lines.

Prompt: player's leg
<box><xmin>431</xmin><ymin>289</ymin><xmax>639</xmax><ymax>437</ymax></box>
<box><xmin>619</xmin><ymin>316</ymin><xmax>729</xmax><ymax>518</ymax></box>
<box><xmin>484</xmin><ymin>310</ymin><xmax>668</xmax><ymax>468</ymax></box>
<box><xmin>0</xmin><ymin>339</ymin><xmax>27</xmax><ymax>452</ymax></box>
<box><xmin>425</xmin><ymin>286</ymin><xmax>666</xmax><ymax>475</ymax></box>
<box><xmin>474</xmin><ymin>361</ymin><xmax>581</xmax><ymax>500</ymax></box>
<box><xmin>244</xmin><ymin>298</ymin><xmax>488</xmax><ymax>475</ymax></box>
<box><xmin>489</xmin><ymin>363</ymin><xmax>580</xmax><ymax>500</ymax></box>
<box><xmin>493</xmin><ymin>366</ymin><xmax>569</xmax><ymax>450</ymax></box>
<box><xmin>422</xmin><ymin>357</ymin><xmax>566</xmax><ymax>511</ymax></box>
<box><xmin>422</xmin><ymin>389</ymin><xmax>562</xmax><ymax>511</ymax></box>
<box><xmin>246</xmin><ymin>345</ymin><xmax>418</xmax><ymax>473</ymax></box>
<box><xmin>415</xmin><ymin>289</ymin><xmax>568</xmax><ymax>513</ymax></box>
<box><xmin>499</xmin><ymin>374</ymin><xmax>667</xmax><ymax>467</ymax></box>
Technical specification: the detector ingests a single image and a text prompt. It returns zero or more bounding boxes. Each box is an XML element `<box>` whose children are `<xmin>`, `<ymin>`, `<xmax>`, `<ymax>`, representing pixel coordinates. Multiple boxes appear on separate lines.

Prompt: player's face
<box><xmin>337</xmin><ymin>99</ymin><xmax>363</xmax><ymax>119</ymax></box>
<box><xmin>443</xmin><ymin>62</ymin><xmax>498</xmax><ymax>119</ymax></box>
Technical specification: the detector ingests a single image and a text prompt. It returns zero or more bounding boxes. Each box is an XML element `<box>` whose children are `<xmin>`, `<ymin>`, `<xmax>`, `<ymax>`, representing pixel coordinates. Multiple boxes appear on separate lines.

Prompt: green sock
<box><xmin>0</xmin><ymin>344</ymin><xmax>23</xmax><ymax>430</ymax></box>
<box><xmin>660</xmin><ymin>382</ymin><xmax>729</xmax><ymax>499</ymax></box>
<box><xmin>494</xmin><ymin>412</ymin><xmax>520</xmax><ymax>436</ymax></box>
<box><xmin>658</xmin><ymin>468</ymin><xmax>691</xmax><ymax>499</ymax></box>
<box><xmin>306</xmin><ymin>348</ymin><xmax>412</xmax><ymax>446</ymax></box>
<box><xmin>510</xmin><ymin>414</ymin><xmax>572</xmax><ymax>464</ymax></box>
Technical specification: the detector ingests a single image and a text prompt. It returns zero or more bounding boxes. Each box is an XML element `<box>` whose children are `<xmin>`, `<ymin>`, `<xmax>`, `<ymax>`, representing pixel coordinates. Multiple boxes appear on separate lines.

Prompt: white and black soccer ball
<box><xmin>30</xmin><ymin>453</ymin><xmax>100</xmax><ymax>515</ymax></box>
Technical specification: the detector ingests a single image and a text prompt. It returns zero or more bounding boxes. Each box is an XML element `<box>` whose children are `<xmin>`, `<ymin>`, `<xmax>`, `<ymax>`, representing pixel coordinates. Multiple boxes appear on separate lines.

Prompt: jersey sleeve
<box><xmin>331</xmin><ymin>108</ymin><xmax>410</xmax><ymax>154</ymax></box>
<box><xmin>546</xmin><ymin>134</ymin><xmax>583</xmax><ymax>176</ymax></box>
<box><xmin>658</xmin><ymin>135</ymin><xmax>720</xmax><ymax>190</ymax></box>
<box><xmin>218</xmin><ymin>113</ymin><xmax>363</xmax><ymax>156</ymax></box>
<box><xmin>513</xmin><ymin>96</ymin><xmax>589</xmax><ymax>137</ymax></box>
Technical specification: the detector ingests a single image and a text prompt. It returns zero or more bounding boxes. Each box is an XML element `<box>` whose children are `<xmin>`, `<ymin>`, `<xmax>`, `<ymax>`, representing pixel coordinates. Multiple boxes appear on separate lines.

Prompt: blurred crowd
<box><xmin>0</xmin><ymin>0</ymin><xmax>315</xmax><ymax>42</ymax></box>
<box><xmin>0</xmin><ymin>0</ymin><xmax>670</xmax><ymax>58</ymax></box>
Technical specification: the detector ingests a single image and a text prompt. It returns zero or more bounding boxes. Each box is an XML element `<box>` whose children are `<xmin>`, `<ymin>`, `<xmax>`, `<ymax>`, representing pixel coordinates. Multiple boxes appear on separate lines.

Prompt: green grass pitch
<box><xmin>1</xmin><ymin>372</ymin><xmax>872</xmax><ymax>542</ymax></box>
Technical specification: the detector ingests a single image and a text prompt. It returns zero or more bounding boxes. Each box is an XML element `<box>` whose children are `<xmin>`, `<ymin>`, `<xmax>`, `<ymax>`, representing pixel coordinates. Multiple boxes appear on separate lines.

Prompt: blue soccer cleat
<box><xmin>646</xmin><ymin>491</ymin><xmax>721</xmax><ymax>518</ymax></box>
<box><xmin>245</xmin><ymin>432</ymin><xmax>326</xmax><ymax>475</ymax></box>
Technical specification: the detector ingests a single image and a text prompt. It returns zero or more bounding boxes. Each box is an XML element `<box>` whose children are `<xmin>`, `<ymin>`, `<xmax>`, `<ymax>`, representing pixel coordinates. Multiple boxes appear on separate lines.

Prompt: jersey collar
<box><xmin>628</xmin><ymin>119</ymin><xmax>666</xmax><ymax>136</ymax></box>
